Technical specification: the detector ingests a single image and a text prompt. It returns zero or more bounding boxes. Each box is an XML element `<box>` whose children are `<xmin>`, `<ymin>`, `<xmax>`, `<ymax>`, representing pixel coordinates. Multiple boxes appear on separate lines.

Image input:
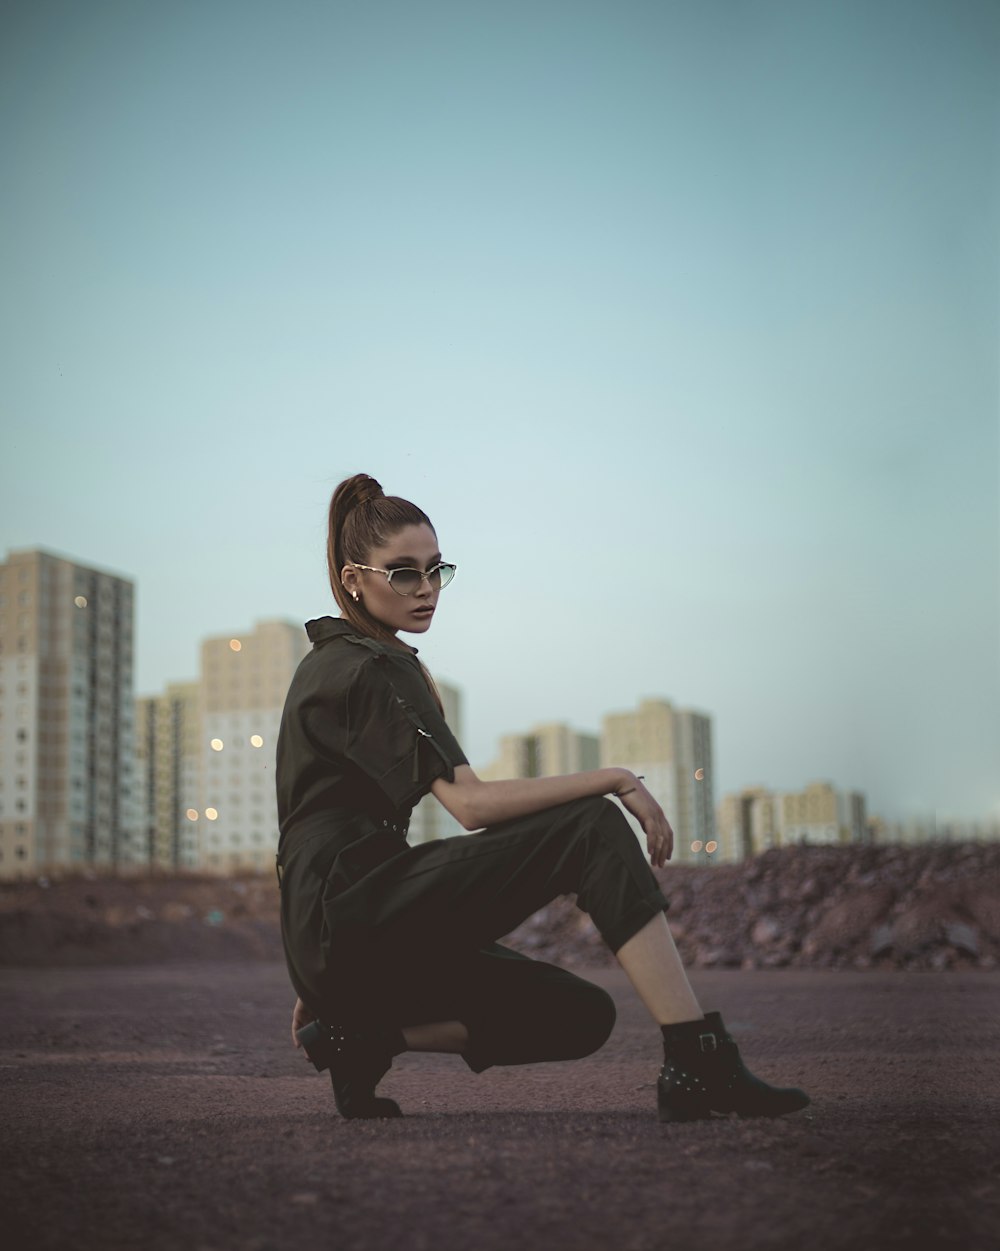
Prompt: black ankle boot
<box><xmin>297</xmin><ymin>1020</ymin><xmax>406</xmax><ymax>1119</ymax></box>
<box><xmin>658</xmin><ymin>1011</ymin><xmax>810</xmax><ymax>1122</ymax></box>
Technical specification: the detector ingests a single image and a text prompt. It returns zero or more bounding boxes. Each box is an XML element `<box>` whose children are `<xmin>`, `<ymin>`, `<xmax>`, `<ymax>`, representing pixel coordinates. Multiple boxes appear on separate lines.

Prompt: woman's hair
<box><xmin>327</xmin><ymin>472</ymin><xmax>444</xmax><ymax>710</ymax></box>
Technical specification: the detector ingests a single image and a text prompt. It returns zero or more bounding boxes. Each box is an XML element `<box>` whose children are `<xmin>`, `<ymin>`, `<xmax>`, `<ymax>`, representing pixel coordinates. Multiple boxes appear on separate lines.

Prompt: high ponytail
<box><xmin>326</xmin><ymin>473</ymin><xmax>445</xmax><ymax>710</ymax></box>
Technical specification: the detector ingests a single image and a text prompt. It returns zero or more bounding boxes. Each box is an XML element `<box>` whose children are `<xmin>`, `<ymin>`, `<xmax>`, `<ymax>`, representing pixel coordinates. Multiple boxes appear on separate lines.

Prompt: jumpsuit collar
<box><xmin>304</xmin><ymin>615</ymin><xmax>419</xmax><ymax>656</ymax></box>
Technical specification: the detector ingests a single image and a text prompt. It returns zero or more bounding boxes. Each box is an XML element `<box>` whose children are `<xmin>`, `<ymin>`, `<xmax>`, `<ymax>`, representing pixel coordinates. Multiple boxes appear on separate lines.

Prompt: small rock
<box><xmin>943</xmin><ymin>921</ymin><xmax>979</xmax><ymax>956</ymax></box>
<box><xmin>751</xmin><ymin>916</ymin><xmax>783</xmax><ymax>946</ymax></box>
<box><xmin>869</xmin><ymin>925</ymin><xmax>893</xmax><ymax>957</ymax></box>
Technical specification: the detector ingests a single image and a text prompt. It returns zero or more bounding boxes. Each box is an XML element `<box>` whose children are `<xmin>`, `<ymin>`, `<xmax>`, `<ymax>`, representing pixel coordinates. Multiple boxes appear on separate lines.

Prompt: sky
<box><xmin>2</xmin><ymin>0</ymin><xmax>998</xmax><ymax>824</ymax></box>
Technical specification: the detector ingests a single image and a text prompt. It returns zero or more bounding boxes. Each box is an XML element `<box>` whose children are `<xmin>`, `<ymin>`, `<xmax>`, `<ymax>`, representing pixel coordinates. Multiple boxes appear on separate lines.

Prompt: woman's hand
<box><xmin>616</xmin><ymin>777</ymin><xmax>675</xmax><ymax>868</ymax></box>
<box><xmin>291</xmin><ymin>997</ymin><xmax>314</xmax><ymax>1051</ymax></box>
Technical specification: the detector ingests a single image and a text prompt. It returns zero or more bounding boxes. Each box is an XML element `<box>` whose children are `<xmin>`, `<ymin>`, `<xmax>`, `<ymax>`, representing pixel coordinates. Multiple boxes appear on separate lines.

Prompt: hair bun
<box><xmin>349</xmin><ymin>473</ymin><xmax>384</xmax><ymax>508</ymax></box>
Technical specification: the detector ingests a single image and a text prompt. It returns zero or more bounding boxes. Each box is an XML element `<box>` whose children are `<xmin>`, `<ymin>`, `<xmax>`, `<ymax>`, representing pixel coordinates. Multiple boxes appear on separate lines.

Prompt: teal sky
<box><xmin>2</xmin><ymin>0</ymin><xmax>998</xmax><ymax>823</ymax></box>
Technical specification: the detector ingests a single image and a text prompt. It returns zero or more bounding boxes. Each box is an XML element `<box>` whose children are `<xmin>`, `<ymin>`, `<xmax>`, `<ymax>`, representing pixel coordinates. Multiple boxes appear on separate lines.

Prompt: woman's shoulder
<box><xmin>298</xmin><ymin>617</ymin><xmax>421</xmax><ymax>691</ymax></box>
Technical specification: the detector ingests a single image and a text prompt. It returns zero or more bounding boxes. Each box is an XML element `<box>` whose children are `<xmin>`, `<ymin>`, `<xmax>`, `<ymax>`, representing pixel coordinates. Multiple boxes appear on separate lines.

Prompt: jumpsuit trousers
<box><xmin>281</xmin><ymin>794</ymin><xmax>670</xmax><ymax>1074</ymax></box>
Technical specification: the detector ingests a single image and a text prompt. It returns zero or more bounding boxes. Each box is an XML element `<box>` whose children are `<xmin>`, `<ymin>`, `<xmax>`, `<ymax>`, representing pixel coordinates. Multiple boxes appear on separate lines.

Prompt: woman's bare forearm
<box><xmin>431</xmin><ymin>766</ymin><xmax>635</xmax><ymax>831</ymax></box>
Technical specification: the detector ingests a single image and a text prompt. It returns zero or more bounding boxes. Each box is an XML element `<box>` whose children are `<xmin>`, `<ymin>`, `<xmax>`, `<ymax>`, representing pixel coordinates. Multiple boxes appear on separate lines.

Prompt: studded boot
<box><xmin>297</xmin><ymin>1019</ymin><xmax>406</xmax><ymax>1119</ymax></box>
<box><xmin>658</xmin><ymin>1011</ymin><xmax>810</xmax><ymax>1122</ymax></box>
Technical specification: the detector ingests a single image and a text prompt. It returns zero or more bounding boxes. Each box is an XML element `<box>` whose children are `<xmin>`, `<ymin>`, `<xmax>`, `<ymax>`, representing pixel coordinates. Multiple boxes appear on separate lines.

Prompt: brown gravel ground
<box><xmin>1</xmin><ymin>962</ymin><xmax>998</xmax><ymax>1251</ymax></box>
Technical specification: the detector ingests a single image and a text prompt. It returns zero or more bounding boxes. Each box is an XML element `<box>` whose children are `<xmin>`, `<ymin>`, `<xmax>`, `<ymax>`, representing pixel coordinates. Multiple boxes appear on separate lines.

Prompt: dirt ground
<box><xmin>2</xmin><ymin>962</ymin><xmax>998</xmax><ymax>1251</ymax></box>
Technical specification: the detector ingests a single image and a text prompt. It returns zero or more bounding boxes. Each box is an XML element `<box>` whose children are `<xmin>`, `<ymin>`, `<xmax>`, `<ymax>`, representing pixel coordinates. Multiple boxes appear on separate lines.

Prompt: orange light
<box><xmin>185</xmin><ymin>808</ymin><xmax>198</xmax><ymax>821</ymax></box>
<box><xmin>694</xmin><ymin>768</ymin><xmax>705</xmax><ymax>781</ymax></box>
<box><xmin>229</xmin><ymin>639</ymin><xmax>242</xmax><ymax>652</ymax></box>
<box><xmin>705</xmin><ymin>841</ymin><xmax>718</xmax><ymax>854</ymax></box>
<box><xmin>205</xmin><ymin>807</ymin><xmax>219</xmax><ymax>821</ymax></box>
<box><xmin>691</xmin><ymin>840</ymin><xmax>703</xmax><ymax>853</ymax></box>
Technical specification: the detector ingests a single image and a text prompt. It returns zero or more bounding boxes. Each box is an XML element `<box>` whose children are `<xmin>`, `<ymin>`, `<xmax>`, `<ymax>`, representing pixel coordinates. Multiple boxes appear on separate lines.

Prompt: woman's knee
<box><xmin>557</xmin><ymin>981</ymin><xmax>617</xmax><ymax>1060</ymax></box>
<box><xmin>584</xmin><ymin>795</ymin><xmax>643</xmax><ymax>860</ymax></box>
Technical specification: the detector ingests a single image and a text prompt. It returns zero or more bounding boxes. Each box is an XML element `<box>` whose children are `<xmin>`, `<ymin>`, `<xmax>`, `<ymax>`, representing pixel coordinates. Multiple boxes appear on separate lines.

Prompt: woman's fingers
<box><xmin>621</xmin><ymin>785</ymin><xmax>674</xmax><ymax>868</ymax></box>
<box><xmin>291</xmin><ymin>997</ymin><xmax>314</xmax><ymax>1048</ymax></box>
<box><xmin>644</xmin><ymin>817</ymin><xmax>669</xmax><ymax>868</ymax></box>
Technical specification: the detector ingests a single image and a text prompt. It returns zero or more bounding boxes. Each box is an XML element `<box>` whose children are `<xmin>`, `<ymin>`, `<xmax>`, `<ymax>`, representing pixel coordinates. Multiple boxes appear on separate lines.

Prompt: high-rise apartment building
<box><xmin>0</xmin><ymin>548</ymin><xmax>137</xmax><ymax>878</ymax></box>
<box><xmin>601</xmin><ymin>698</ymin><xmax>718</xmax><ymax>864</ymax></box>
<box><xmin>135</xmin><ymin>681</ymin><xmax>200</xmax><ymax>869</ymax></box>
<box><xmin>868</xmin><ymin>816</ymin><xmax>1000</xmax><ymax>845</ymax></box>
<box><xmin>716</xmin><ymin>786</ymin><xmax>779</xmax><ymax>861</ymax></box>
<box><xmin>718</xmin><ymin>781</ymin><xmax>867</xmax><ymax>856</ymax></box>
<box><xmin>407</xmin><ymin>677</ymin><xmax>466</xmax><ymax>843</ymax></box>
<box><xmin>779</xmin><ymin>782</ymin><xmax>866</xmax><ymax>845</ymax></box>
<box><xmin>479</xmin><ymin>722</ymin><xmax>600</xmax><ymax>783</ymax></box>
<box><xmin>193</xmin><ymin>619</ymin><xmax>310</xmax><ymax>872</ymax></box>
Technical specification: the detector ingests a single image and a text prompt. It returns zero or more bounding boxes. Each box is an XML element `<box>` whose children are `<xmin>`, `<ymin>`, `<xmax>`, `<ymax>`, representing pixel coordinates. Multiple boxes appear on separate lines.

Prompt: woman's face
<box><xmin>341</xmin><ymin>522</ymin><xmax>444</xmax><ymax>635</ymax></box>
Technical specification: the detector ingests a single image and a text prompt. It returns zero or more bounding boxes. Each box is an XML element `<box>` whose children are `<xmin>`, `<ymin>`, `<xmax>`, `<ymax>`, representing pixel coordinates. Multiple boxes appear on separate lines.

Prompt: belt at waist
<box><xmin>276</xmin><ymin>810</ymin><xmax>411</xmax><ymax>886</ymax></box>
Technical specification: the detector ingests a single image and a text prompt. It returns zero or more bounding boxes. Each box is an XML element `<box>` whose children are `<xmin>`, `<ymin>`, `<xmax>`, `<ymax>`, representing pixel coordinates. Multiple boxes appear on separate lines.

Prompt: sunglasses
<box><xmin>350</xmin><ymin>562</ymin><xmax>457</xmax><ymax>597</ymax></box>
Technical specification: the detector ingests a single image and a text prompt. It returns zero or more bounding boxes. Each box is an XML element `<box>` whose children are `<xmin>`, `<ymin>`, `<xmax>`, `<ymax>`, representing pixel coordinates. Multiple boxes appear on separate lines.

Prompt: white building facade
<box><xmin>193</xmin><ymin>619</ymin><xmax>310</xmax><ymax>873</ymax></box>
<box><xmin>601</xmin><ymin>698</ymin><xmax>720</xmax><ymax>864</ymax></box>
<box><xmin>0</xmin><ymin>548</ymin><xmax>138</xmax><ymax>878</ymax></box>
<box><xmin>135</xmin><ymin>680</ymin><xmax>201</xmax><ymax>870</ymax></box>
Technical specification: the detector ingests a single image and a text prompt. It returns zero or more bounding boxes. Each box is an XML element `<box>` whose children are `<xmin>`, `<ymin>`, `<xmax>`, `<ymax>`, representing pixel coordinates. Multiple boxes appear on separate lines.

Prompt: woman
<box><xmin>275</xmin><ymin>473</ymin><xmax>809</xmax><ymax>1122</ymax></box>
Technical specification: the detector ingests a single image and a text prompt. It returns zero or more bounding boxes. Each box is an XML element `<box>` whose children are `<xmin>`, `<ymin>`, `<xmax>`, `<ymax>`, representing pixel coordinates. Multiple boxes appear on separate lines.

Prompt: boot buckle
<box><xmin>698</xmin><ymin>1032</ymin><xmax>718</xmax><ymax>1053</ymax></box>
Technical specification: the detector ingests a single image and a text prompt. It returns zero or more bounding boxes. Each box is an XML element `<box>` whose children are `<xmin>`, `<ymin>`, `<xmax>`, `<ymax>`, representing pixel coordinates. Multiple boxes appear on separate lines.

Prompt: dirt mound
<box><xmin>505</xmin><ymin>841</ymin><xmax>1000</xmax><ymax>972</ymax></box>
<box><xmin>0</xmin><ymin>873</ymin><xmax>283</xmax><ymax>967</ymax></box>
<box><xmin>2</xmin><ymin>842</ymin><xmax>998</xmax><ymax>971</ymax></box>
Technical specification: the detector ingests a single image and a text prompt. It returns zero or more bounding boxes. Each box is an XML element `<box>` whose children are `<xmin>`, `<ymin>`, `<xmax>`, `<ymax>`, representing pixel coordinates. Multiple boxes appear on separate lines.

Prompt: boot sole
<box><xmin>335</xmin><ymin>1095</ymin><xmax>404</xmax><ymax>1120</ymax></box>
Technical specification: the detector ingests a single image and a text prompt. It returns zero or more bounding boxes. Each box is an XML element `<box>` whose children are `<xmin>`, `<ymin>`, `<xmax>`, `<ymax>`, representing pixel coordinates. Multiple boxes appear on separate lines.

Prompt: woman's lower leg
<box><xmin>615</xmin><ymin>913</ymin><xmax>704</xmax><ymax>1025</ymax></box>
<box><xmin>616</xmin><ymin>914</ymin><xmax>810</xmax><ymax>1120</ymax></box>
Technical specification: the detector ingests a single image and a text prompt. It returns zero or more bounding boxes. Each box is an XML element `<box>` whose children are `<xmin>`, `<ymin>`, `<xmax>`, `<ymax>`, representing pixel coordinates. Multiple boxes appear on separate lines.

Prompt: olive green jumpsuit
<box><xmin>275</xmin><ymin>617</ymin><xmax>669</xmax><ymax>1072</ymax></box>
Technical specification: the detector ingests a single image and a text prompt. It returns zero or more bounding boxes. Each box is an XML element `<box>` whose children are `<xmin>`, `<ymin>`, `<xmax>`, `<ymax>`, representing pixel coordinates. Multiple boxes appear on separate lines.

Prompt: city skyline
<box><xmin>1</xmin><ymin>541</ymin><xmax>992</xmax><ymax>884</ymax></box>
<box><xmin>3</xmin><ymin>3</ymin><xmax>997</xmax><ymax>825</ymax></box>
<box><xmin>5</xmin><ymin>539</ymin><xmax>992</xmax><ymax>830</ymax></box>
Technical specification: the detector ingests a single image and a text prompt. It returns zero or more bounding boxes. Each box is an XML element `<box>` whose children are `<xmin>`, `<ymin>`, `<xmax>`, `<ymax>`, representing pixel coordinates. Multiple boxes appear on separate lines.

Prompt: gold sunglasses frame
<box><xmin>349</xmin><ymin>562</ymin><xmax>457</xmax><ymax>597</ymax></box>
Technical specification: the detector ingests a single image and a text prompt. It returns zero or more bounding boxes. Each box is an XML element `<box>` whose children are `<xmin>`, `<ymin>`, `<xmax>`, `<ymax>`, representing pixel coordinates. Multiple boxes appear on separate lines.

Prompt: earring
<box><xmin>351</xmin><ymin>591</ymin><xmax>359</xmax><ymax>603</ymax></box>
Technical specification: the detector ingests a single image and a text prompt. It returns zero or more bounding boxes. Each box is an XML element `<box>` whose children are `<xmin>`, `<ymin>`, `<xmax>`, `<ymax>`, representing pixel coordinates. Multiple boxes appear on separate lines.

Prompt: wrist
<box><xmin>607</xmin><ymin>768</ymin><xmax>635</xmax><ymax>796</ymax></box>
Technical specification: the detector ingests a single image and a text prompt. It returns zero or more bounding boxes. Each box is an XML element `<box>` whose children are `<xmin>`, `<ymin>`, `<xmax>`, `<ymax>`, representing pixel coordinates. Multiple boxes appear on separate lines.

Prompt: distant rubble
<box><xmin>1</xmin><ymin>842</ymin><xmax>997</xmax><ymax>971</ymax></box>
<box><xmin>510</xmin><ymin>842</ymin><xmax>1000</xmax><ymax>972</ymax></box>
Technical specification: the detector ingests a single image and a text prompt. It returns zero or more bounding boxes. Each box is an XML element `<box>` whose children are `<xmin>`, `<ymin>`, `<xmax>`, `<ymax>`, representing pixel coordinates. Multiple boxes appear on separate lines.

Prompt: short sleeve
<box><xmin>343</xmin><ymin>655</ymin><xmax>468</xmax><ymax>810</ymax></box>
